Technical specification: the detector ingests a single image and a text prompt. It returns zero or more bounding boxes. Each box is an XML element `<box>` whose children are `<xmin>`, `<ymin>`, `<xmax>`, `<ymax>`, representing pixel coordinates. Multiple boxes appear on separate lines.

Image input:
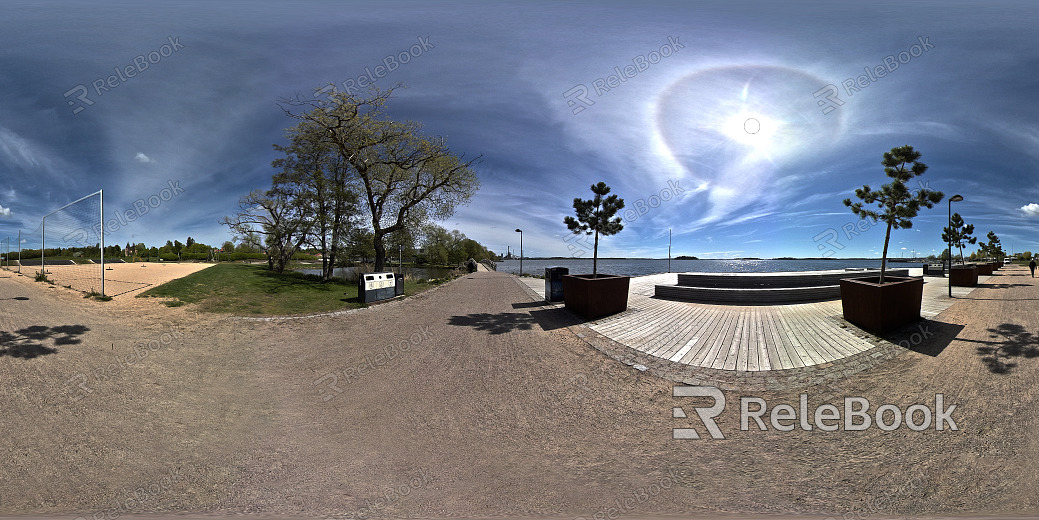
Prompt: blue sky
<box><xmin>1</xmin><ymin>0</ymin><xmax>1037</xmax><ymax>259</ymax></box>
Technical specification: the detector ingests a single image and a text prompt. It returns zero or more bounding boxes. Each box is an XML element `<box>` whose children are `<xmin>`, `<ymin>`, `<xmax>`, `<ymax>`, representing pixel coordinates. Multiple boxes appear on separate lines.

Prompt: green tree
<box><xmin>281</xmin><ymin>87</ymin><xmax>480</xmax><ymax>272</ymax></box>
<box><xmin>273</xmin><ymin>119</ymin><xmax>360</xmax><ymax>280</ymax></box>
<box><xmin>844</xmin><ymin>145</ymin><xmax>943</xmax><ymax>283</ymax></box>
<box><xmin>1023</xmin><ymin>251</ymin><xmax>1033</xmax><ymax>261</ymax></box>
<box><xmin>346</xmin><ymin>228</ymin><xmax>376</xmax><ymax>264</ymax></box>
<box><xmin>221</xmin><ymin>241</ymin><xmax>235</xmax><ymax>253</ymax></box>
<box><xmin>941</xmin><ymin>212</ymin><xmax>975</xmax><ymax>265</ymax></box>
<box><xmin>386</xmin><ymin>226</ymin><xmax>417</xmax><ymax>267</ymax></box>
<box><xmin>420</xmin><ymin>224</ymin><xmax>451</xmax><ymax>266</ymax></box>
<box><xmin>565</xmin><ymin>181</ymin><xmax>625</xmax><ymax>277</ymax></box>
<box><xmin>981</xmin><ymin>231</ymin><xmax>1004</xmax><ymax>262</ymax></box>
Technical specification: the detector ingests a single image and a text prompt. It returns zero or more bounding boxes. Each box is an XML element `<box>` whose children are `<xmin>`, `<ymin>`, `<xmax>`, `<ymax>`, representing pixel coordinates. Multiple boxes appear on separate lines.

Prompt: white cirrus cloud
<box><xmin>1021</xmin><ymin>203</ymin><xmax>1039</xmax><ymax>217</ymax></box>
<box><xmin>134</xmin><ymin>153</ymin><xmax>154</xmax><ymax>163</ymax></box>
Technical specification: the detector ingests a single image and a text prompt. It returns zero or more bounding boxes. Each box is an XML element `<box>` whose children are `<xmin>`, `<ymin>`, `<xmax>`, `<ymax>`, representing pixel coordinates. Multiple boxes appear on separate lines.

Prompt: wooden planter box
<box><xmin>976</xmin><ymin>263</ymin><xmax>994</xmax><ymax>276</ymax></box>
<box><xmin>840</xmin><ymin>275</ymin><xmax>923</xmax><ymax>334</ymax></box>
<box><xmin>562</xmin><ymin>274</ymin><xmax>630</xmax><ymax>320</ymax></box>
<box><xmin>950</xmin><ymin>265</ymin><xmax>978</xmax><ymax>287</ymax></box>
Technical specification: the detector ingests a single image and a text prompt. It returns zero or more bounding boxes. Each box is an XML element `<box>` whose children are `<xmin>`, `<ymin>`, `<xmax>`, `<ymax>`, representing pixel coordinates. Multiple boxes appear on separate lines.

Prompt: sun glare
<box><xmin>723</xmin><ymin>111</ymin><xmax>779</xmax><ymax>151</ymax></box>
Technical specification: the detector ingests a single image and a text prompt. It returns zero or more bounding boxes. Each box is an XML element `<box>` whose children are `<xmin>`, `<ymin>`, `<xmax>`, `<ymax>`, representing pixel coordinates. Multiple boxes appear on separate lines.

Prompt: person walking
<box><xmin>1030</xmin><ymin>258</ymin><xmax>1037</xmax><ymax>278</ymax></box>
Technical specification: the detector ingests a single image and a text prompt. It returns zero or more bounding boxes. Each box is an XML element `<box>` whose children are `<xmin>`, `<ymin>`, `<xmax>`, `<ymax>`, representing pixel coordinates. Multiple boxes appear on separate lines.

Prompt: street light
<box><xmin>948</xmin><ymin>194</ymin><xmax>963</xmax><ymax>297</ymax></box>
<box><xmin>515</xmin><ymin>228</ymin><xmax>523</xmax><ymax>276</ymax></box>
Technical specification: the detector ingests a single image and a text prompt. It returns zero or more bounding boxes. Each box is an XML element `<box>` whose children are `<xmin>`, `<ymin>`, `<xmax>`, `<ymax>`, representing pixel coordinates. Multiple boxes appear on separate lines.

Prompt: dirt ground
<box><xmin>2</xmin><ymin>264</ymin><xmax>1039</xmax><ymax>519</ymax></box>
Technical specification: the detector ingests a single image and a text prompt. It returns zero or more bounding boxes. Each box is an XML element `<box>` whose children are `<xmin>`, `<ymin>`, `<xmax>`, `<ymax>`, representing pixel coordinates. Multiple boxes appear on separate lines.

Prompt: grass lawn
<box><xmin>137</xmin><ymin>263</ymin><xmax>444</xmax><ymax>315</ymax></box>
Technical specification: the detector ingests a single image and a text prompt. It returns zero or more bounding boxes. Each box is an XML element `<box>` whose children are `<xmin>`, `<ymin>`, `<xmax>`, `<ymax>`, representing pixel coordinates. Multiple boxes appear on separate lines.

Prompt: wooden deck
<box><xmin>517</xmin><ymin>268</ymin><xmax>990</xmax><ymax>372</ymax></box>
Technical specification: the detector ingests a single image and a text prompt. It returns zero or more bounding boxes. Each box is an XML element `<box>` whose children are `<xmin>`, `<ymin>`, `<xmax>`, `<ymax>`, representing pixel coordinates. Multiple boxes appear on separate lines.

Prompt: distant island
<box><xmin>674</xmin><ymin>255</ymin><xmax>699</xmax><ymax>260</ymax></box>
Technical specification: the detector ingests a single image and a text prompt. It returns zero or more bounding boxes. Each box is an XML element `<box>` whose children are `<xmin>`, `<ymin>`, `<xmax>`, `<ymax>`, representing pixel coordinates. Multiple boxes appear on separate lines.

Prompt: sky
<box><xmin>0</xmin><ymin>0</ymin><xmax>1037</xmax><ymax>260</ymax></box>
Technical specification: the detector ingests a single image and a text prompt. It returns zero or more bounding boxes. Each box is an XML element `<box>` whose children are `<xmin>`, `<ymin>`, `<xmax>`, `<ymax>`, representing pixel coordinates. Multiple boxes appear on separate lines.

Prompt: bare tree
<box><xmin>280</xmin><ymin>87</ymin><xmax>480</xmax><ymax>272</ymax></box>
<box><xmin>222</xmin><ymin>189</ymin><xmax>313</xmax><ymax>272</ymax></box>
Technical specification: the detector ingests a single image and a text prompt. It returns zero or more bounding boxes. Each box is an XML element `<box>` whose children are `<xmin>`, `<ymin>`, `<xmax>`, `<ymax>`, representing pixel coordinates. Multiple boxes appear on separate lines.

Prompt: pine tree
<box><xmin>844</xmin><ymin>145</ymin><xmax>943</xmax><ymax>283</ymax></box>
<box><xmin>564</xmin><ymin>182</ymin><xmax>625</xmax><ymax>277</ymax></box>
<box><xmin>941</xmin><ymin>213</ymin><xmax>975</xmax><ymax>265</ymax></box>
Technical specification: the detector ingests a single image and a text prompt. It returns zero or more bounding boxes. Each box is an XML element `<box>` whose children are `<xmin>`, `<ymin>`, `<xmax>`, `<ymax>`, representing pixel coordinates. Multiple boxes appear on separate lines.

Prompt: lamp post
<box><xmin>948</xmin><ymin>194</ymin><xmax>963</xmax><ymax>297</ymax></box>
<box><xmin>515</xmin><ymin>229</ymin><xmax>523</xmax><ymax>276</ymax></box>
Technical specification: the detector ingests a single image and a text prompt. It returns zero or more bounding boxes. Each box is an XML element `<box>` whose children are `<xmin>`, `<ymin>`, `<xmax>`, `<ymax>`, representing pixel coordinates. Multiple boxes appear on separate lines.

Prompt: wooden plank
<box><xmin>643</xmin><ymin>301</ymin><xmax>702</xmax><ymax>358</ymax></box>
<box><xmin>786</xmin><ymin>304</ymin><xmax>839</xmax><ymax>363</ymax></box>
<box><xmin>763</xmin><ymin>306</ymin><xmax>799</xmax><ymax>369</ymax></box>
<box><xmin>777</xmin><ymin>306</ymin><xmax>819</xmax><ymax>366</ymax></box>
<box><xmin>696</xmin><ymin>307</ymin><xmax>738</xmax><ymax>369</ymax></box>
<box><xmin>745</xmin><ymin>307</ymin><xmax>761</xmax><ymax>371</ymax></box>
<box><xmin>656</xmin><ymin>302</ymin><xmax>713</xmax><ymax>360</ymax></box>
<box><xmin>757</xmin><ymin>306</ymin><xmax>780</xmax><ymax>370</ymax></box>
<box><xmin>721</xmin><ymin>309</ymin><xmax>747</xmax><ymax>371</ymax></box>
<box><xmin>754</xmin><ymin>306</ymin><xmax>772</xmax><ymax>371</ymax></box>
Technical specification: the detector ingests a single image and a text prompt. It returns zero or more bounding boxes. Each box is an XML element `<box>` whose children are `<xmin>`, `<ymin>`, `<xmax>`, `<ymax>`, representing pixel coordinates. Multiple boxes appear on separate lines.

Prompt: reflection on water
<box><xmin>297</xmin><ymin>266</ymin><xmax>454</xmax><ymax>281</ymax></box>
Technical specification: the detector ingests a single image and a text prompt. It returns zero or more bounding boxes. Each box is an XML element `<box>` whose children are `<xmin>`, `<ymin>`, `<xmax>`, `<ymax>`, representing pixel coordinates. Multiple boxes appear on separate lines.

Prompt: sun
<box><xmin>722</xmin><ymin>111</ymin><xmax>780</xmax><ymax>151</ymax></box>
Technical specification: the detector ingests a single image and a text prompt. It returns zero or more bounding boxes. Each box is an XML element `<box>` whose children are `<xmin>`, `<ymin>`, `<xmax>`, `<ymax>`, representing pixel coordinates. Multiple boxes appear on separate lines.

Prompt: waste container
<box><xmin>358</xmin><ymin>272</ymin><xmax>398</xmax><ymax>303</ymax></box>
<box><xmin>545</xmin><ymin>266</ymin><xmax>569</xmax><ymax>302</ymax></box>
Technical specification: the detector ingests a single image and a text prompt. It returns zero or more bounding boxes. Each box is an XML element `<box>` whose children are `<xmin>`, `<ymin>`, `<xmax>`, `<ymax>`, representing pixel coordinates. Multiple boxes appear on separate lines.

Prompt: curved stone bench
<box><xmin>655</xmin><ymin>268</ymin><xmax>911</xmax><ymax>305</ymax></box>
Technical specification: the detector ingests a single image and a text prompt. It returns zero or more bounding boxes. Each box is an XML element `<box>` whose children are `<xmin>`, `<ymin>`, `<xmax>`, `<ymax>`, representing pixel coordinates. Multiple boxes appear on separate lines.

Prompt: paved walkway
<box><xmin>515</xmin><ymin>267</ymin><xmax>997</xmax><ymax>389</ymax></box>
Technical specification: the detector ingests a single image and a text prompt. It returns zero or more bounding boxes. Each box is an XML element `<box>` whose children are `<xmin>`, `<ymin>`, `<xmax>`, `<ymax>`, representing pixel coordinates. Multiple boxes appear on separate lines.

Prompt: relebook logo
<box><xmin>673</xmin><ymin>386</ymin><xmax>958</xmax><ymax>440</ymax></box>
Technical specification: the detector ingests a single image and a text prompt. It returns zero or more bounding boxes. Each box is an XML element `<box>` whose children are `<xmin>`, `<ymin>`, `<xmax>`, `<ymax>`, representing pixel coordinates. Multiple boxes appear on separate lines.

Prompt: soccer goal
<box><xmin>36</xmin><ymin>190</ymin><xmax>105</xmax><ymax>296</ymax></box>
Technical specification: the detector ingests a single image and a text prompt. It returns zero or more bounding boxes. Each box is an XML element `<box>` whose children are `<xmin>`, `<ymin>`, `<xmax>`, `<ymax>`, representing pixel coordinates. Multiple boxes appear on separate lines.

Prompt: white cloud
<box><xmin>1021</xmin><ymin>203</ymin><xmax>1039</xmax><ymax>217</ymax></box>
<box><xmin>0</xmin><ymin>204</ymin><xmax>10</xmax><ymax>217</ymax></box>
<box><xmin>134</xmin><ymin>153</ymin><xmax>154</xmax><ymax>163</ymax></box>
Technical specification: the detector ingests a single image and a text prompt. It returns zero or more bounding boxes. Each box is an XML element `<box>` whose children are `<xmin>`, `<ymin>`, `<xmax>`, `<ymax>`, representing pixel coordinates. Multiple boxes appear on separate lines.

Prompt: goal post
<box><xmin>40</xmin><ymin>189</ymin><xmax>105</xmax><ymax>296</ymax></box>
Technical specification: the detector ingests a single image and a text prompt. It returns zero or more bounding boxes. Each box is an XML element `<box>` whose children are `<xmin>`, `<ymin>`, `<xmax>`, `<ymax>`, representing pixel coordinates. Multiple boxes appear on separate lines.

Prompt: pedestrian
<box><xmin>1030</xmin><ymin>258</ymin><xmax>1037</xmax><ymax>278</ymax></box>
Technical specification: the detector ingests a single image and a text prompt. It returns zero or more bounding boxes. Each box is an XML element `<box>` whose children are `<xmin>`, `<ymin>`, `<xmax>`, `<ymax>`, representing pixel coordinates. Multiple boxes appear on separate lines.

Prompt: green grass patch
<box><xmin>137</xmin><ymin>263</ymin><xmax>451</xmax><ymax>316</ymax></box>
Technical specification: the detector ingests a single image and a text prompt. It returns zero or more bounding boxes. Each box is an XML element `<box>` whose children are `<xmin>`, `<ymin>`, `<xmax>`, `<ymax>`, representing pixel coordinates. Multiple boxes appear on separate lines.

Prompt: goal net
<box><xmin>36</xmin><ymin>190</ymin><xmax>105</xmax><ymax>295</ymax></box>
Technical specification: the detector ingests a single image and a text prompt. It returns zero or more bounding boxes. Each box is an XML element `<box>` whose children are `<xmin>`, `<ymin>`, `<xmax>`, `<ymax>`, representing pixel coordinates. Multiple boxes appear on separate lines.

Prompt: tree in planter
<box><xmin>941</xmin><ymin>212</ymin><xmax>975</xmax><ymax>265</ymax></box>
<box><xmin>844</xmin><ymin>145</ymin><xmax>944</xmax><ymax>284</ymax></box>
<box><xmin>982</xmin><ymin>231</ymin><xmax>1004</xmax><ymax>263</ymax></box>
<box><xmin>564</xmin><ymin>182</ymin><xmax>625</xmax><ymax>277</ymax></box>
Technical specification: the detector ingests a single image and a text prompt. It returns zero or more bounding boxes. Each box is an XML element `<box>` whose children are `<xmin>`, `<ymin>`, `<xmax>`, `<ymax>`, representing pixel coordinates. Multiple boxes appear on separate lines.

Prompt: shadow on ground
<box><xmin>978</xmin><ymin>282</ymin><xmax>1031</xmax><ymax>289</ymax></box>
<box><xmin>0</xmin><ymin>324</ymin><xmax>90</xmax><ymax>359</ymax></box>
<box><xmin>958</xmin><ymin>323</ymin><xmax>1039</xmax><ymax>374</ymax></box>
<box><xmin>527</xmin><ymin>305</ymin><xmax>586</xmax><ymax>331</ymax></box>
<box><xmin>884</xmin><ymin>318</ymin><xmax>964</xmax><ymax>357</ymax></box>
<box><xmin>447</xmin><ymin>312</ymin><xmax>536</xmax><ymax>335</ymax></box>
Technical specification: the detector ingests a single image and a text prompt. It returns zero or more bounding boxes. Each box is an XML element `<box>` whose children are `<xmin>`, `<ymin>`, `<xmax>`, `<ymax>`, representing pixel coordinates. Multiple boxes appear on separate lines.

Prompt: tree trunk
<box><xmin>880</xmin><ymin>220</ymin><xmax>893</xmax><ymax>284</ymax></box>
<box><xmin>592</xmin><ymin>230</ymin><xmax>600</xmax><ymax>278</ymax></box>
<box><xmin>373</xmin><ymin>233</ymin><xmax>387</xmax><ymax>272</ymax></box>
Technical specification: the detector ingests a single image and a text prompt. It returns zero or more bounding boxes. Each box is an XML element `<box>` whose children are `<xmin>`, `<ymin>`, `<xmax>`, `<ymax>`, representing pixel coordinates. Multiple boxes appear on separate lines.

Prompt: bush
<box><xmin>160</xmin><ymin>253</ymin><xmax>179</xmax><ymax>262</ymax></box>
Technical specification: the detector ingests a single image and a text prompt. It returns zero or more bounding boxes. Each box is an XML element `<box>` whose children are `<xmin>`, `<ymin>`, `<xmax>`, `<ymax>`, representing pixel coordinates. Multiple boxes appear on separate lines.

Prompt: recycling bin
<box><xmin>545</xmin><ymin>266</ymin><xmax>569</xmax><ymax>302</ymax></box>
<box><xmin>358</xmin><ymin>272</ymin><xmax>398</xmax><ymax>303</ymax></box>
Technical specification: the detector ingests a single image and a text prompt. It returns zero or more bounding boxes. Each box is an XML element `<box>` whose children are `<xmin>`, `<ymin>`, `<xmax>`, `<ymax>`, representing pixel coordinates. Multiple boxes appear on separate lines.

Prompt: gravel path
<box><xmin>3</xmin><ymin>266</ymin><xmax>1039</xmax><ymax>518</ymax></box>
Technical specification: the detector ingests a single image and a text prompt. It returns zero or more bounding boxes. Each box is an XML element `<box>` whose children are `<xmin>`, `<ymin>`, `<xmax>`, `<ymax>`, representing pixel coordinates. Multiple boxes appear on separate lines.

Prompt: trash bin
<box><xmin>545</xmin><ymin>266</ymin><xmax>569</xmax><ymax>302</ymax></box>
<box><xmin>358</xmin><ymin>272</ymin><xmax>398</xmax><ymax>303</ymax></box>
